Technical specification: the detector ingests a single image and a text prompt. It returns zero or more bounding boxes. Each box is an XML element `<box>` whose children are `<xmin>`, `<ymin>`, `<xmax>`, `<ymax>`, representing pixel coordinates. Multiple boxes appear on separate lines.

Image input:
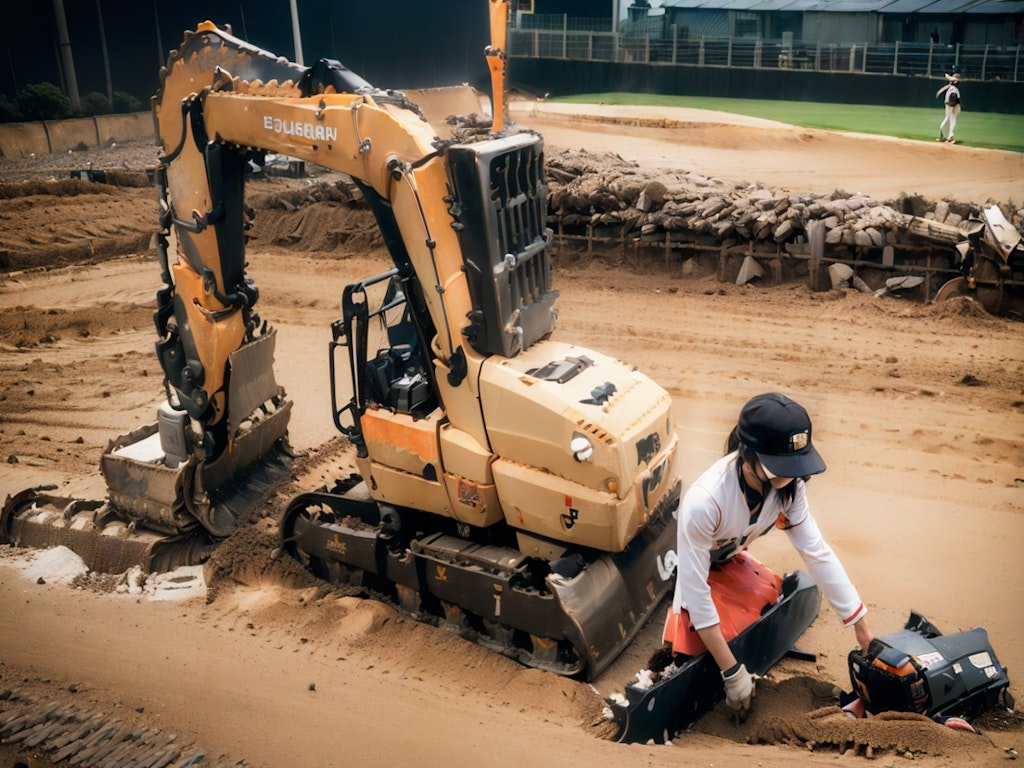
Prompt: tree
<box><xmin>112</xmin><ymin>91</ymin><xmax>143</xmax><ymax>113</ymax></box>
<box><xmin>0</xmin><ymin>95</ymin><xmax>22</xmax><ymax>123</ymax></box>
<box><xmin>16</xmin><ymin>82</ymin><xmax>73</xmax><ymax>121</ymax></box>
<box><xmin>80</xmin><ymin>92</ymin><xmax>113</xmax><ymax>116</ymax></box>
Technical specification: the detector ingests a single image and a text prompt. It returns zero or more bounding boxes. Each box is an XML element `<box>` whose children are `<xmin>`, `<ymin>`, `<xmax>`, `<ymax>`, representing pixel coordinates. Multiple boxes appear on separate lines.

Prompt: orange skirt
<box><xmin>663</xmin><ymin>550</ymin><xmax>783</xmax><ymax>656</ymax></box>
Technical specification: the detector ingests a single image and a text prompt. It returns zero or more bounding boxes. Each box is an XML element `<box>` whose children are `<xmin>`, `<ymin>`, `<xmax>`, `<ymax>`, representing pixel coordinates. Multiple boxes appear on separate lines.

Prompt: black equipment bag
<box><xmin>848</xmin><ymin>612</ymin><xmax>1011</xmax><ymax>721</ymax></box>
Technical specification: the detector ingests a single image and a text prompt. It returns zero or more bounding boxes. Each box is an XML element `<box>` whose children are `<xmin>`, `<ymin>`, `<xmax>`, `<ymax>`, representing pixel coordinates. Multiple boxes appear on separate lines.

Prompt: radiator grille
<box><xmin>447</xmin><ymin>133</ymin><xmax>559</xmax><ymax>358</ymax></box>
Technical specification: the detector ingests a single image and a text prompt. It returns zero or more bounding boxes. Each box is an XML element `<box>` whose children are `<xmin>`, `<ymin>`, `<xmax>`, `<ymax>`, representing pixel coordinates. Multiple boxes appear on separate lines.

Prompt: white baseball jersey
<box><xmin>672</xmin><ymin>451</ymin><xmax>866</xmax><ymax>631</ymax></box>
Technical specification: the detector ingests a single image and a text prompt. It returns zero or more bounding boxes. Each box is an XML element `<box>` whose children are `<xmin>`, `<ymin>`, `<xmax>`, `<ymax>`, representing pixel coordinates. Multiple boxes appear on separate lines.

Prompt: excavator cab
<box><xmin>366</xmin><ymin>278</ymin><xmax>435</xmax><ymax>414</ymax></box>
<box><xmin>330</xmin><ymin>269</ymin><xmax>438</xmax><ymax>446</ymax></box>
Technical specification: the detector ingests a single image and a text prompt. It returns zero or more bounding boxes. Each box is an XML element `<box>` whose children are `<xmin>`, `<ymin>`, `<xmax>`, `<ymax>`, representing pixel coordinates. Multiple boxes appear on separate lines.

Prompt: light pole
<box><xmin>154</xmin><ymin>0</ymin><xmax>165</xmax><ymax>69</ymax></box>
<box><xmin>52</xmin><ymin>0</ymin><xmax>80</xmax><ymax>111</ymax></box>
<box><xmin>5</xmin><ymin>45</ymin><xmax>17</xmax><ymax>96</ymax></box>
<box><xmin>290</xmin><ymin>0</ymin><xmax>304</xmax><ymax>65</ymax></box>
<box><xmin>96</xmin><ymin>0</ymin><xmax>113</xmax><ymax>104</ymax></box>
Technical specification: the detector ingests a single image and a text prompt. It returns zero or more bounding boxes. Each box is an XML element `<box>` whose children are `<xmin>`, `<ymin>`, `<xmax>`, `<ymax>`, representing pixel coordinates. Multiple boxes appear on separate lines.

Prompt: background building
<box><xmin>511</xmin><ymin>0</ymin><xmax>1023</xmax><ymax>110</ymax></box>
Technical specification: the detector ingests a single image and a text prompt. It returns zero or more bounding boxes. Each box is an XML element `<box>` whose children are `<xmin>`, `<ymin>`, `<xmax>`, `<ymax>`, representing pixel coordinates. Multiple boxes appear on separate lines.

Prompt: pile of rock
<box><xmin>543</xmin><ymin>148</ymin><xmax>1016</xmax><ymax>253</ymax></box>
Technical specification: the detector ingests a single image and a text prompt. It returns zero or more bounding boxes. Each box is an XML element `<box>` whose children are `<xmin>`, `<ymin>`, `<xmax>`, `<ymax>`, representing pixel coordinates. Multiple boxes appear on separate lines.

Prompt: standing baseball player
<box><xmin>936</xmin><ymin>72</ymin><xmax>961</xmax><ymax>143</ymax></box>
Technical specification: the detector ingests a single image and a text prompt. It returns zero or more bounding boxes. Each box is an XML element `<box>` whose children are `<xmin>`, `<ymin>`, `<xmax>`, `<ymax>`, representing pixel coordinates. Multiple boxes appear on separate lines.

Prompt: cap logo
<box><xmin>790</xmin><ymin>431</ymin><xmax>809</xmax><ymax>451</ymax></box>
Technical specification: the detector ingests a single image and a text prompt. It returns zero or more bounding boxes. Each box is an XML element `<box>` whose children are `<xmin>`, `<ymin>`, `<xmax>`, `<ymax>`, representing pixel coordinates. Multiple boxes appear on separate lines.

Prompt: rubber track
<box><xmin>0</xmin><ymin>688</ymin><xmax>245</xmax><ymax>768</ymax></box>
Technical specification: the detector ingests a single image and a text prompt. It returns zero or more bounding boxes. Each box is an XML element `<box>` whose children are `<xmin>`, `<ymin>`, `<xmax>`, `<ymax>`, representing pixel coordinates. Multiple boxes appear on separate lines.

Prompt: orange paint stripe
<box><xmin>360</xmin><ymin>411</ymin><xmax>438</xmax><ymax>462</ymax></box>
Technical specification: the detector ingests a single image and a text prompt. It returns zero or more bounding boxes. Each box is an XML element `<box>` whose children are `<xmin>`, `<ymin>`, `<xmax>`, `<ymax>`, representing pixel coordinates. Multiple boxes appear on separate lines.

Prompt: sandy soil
<box><xmin>1</xmin><ymin>105</ymin><xmax>1022</xmax><ymax>768</ymax></box>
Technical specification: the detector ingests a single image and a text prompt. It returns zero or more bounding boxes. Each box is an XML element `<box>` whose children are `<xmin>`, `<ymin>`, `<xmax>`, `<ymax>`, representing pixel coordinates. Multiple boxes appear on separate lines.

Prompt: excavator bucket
<box><xmin>2</xmin><ymin>325</ymin><xmax>293</xmax><ymax>575</ymax></box>
<box><xmin>1</xmin><ymin>487</ymin><xmax>216</xmax><ymax>574</ymax></box>
<box><xmin>2</xmin><ymin>432</ymin><xmax>290</xmax><ymax>575</ymax></box>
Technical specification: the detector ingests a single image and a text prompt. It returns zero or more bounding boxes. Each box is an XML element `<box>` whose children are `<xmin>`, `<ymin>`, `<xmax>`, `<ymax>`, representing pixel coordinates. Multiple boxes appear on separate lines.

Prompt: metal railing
<box><xmin>509</xmin><ymin>26</ymin><xmax>1022</xmax><ymax>82</ymax></box>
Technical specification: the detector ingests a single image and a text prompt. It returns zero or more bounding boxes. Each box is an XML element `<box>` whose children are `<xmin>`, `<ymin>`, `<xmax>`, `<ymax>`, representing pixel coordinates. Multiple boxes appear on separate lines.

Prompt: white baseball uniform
<box><xmin>671</xmin><ymin>451</ymin><xmax>867</xmax><ymax>632</ymax></box>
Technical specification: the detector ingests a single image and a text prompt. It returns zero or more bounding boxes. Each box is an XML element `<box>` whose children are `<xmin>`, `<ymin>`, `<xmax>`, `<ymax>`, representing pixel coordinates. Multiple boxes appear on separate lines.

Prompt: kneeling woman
<box><xmin>665</xmin><ymin>392</ymin><xmax>873</xmax><ymax>718</ymax></box>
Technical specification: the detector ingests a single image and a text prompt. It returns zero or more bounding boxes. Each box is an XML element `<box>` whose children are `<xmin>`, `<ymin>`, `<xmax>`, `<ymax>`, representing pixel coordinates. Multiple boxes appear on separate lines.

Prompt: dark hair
<box><xmin>726</xmin><ymin>425</ymin><xmax>799</xmax><ymax>505</ymax></box>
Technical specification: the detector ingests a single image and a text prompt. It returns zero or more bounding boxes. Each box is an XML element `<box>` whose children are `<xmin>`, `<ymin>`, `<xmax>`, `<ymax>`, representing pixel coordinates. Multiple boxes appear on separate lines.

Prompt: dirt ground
<box><xmin>0</xmin><ymin>103</ymin><xmax>1022</xmax><ymax>768</ymax></box>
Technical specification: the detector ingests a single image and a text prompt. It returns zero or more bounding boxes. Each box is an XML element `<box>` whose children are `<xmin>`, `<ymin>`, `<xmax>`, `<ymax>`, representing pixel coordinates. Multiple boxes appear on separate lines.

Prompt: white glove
<box><xmin>722</xmin><ymin>663</ymin><xmax>756</xmax><ymax>717</ymax></box>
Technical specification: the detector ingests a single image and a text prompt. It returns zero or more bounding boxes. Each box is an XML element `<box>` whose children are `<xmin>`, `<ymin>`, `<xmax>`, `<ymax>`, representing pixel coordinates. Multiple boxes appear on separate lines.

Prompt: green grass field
<box><xmin>552</xmin><ymin>93</ymin><xmax>1024</xmax><ymax>153</ymax></box>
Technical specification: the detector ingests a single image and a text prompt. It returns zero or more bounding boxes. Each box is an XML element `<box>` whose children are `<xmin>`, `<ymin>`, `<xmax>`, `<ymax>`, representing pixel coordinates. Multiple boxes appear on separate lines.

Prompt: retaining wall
<box><xmin>0</xmin><ymin>112</ymin><xmax>152</xmax><ymax>159</ymax></box>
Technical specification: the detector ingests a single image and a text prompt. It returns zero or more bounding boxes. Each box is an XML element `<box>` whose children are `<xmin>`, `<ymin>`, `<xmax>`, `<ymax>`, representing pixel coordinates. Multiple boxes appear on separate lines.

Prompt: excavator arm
<box><xmin>151</xmin><ymin>23</ymin><xmax>463</xmax><ymax>433</ymax></box>
<box><xmin>151</xmin><ymin>19</ymin><xmax>552</xmax><ymax>453</ymax></box>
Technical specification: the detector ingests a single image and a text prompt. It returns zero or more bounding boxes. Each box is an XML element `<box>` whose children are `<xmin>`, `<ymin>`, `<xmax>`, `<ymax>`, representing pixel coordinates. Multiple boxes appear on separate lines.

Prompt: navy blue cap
<box><xmin>738</xmin><ymin>393</ymin><xmax>826</xmax><ymax>478</ymax></box>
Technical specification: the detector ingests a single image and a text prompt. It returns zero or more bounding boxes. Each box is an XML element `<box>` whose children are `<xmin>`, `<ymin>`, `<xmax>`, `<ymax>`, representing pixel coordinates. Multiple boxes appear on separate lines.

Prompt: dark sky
<box><xmin>0</xmin><ymin>0</ymin><xmax>493</xmax><ymax>103</ymax></box>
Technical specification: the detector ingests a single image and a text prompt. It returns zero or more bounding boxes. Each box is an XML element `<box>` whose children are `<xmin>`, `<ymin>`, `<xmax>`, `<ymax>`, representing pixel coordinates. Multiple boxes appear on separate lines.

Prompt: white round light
<box><xmin>571</xmin><ymin>436</ymin><xmax>593</xmax><ymax>462</ymax></box>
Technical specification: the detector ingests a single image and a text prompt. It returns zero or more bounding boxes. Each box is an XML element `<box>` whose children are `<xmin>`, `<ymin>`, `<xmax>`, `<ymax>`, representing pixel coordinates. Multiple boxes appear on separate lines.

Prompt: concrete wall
<box><xmin>0</xmin><ymin>112</ymin><xmax>153</xmax><ymax>159</ymax></box>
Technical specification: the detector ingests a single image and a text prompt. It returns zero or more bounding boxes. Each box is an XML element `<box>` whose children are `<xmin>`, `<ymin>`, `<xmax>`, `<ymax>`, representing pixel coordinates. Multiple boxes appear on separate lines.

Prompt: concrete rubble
<box><xmin>543</xmin><ymin>148</ymin><xmax>1022</xmax><ymax>258</ymax></box>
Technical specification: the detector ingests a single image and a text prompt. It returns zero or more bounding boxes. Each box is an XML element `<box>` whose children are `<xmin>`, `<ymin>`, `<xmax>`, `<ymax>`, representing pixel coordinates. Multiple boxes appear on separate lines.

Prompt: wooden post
<box><xmin>925</xmin><ymin>252</ymin><xmax>932</xmax><ymax>303</ymax></box>
<box><xmin>808</xmin><ymin>219</ymin><xmax>825</xmax><ymax>292</ymax></box>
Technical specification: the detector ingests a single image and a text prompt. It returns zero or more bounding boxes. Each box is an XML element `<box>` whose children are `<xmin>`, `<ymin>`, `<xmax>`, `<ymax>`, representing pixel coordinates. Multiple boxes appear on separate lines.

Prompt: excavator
<box><xmin>1</xmin><ymin>1</ymin><xmax>824</xmax><ymax>742</ymax></box>
<box><xmin>3</xmin><ymin>0</ymin><xmax>681</xmax><ymax>680</ymax></box>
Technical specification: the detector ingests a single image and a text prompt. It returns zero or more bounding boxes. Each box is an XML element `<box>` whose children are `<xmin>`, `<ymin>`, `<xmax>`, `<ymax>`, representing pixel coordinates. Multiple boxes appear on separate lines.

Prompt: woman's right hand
<box><xmin>722</xmin><ymin>662</ymin><xmax>756</xmax><ymax>719</ymax></box>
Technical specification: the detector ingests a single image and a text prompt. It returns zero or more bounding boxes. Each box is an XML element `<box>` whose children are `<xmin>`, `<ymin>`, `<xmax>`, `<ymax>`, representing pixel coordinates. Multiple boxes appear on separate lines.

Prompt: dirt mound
<box><xmin>0</xmin><ymin>173</ymin><xmax>151</xmax><ymax>199</ymax></box>
<box><xmin>0</xmin><ymin>178</ymin><xmax>118</xmax><ymax>199</ymax></box>
<box><xmin>247</xmin><ymin>177</ymin><xmax>383</xmax><ymax>255</ymax></box>
<box><xmin>933</xmin><ymin>294</ymin><xmax>1001</xmax><ymax>321</ymax></box>
<box><xmin>0</xmin><ymin>171</ymin><xmax>382</xmax><ymax>274</ymax></box>
<box><xmin>693</xmin><ymin>676</ymin><xmax>1002</xmax><ymax>761</ymax></box>
<box><xmin>202</xmin><ymin>518</ymin><xmax>323</xmax><ymax>602</ymax></box>
<box><xmin>0</xmin><ymin>180</ymin><xmax>154</xmax><ymax>272</ymax></box>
